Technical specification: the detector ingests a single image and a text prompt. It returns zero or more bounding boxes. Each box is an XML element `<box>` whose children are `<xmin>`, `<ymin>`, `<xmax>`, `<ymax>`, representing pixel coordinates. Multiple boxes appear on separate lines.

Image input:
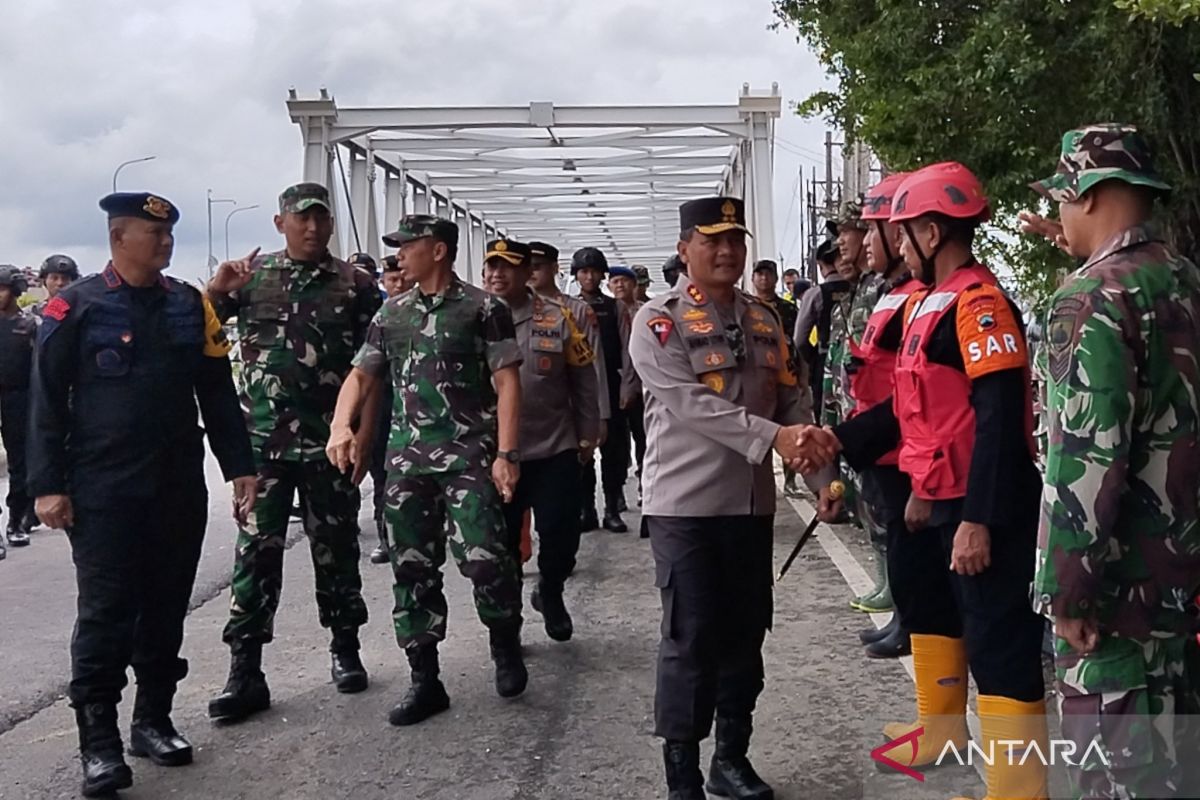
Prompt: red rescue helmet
<box><xmin>861</xmin><ymin>172</ymin><xmax>911</xmax><ymax>221</ymax></box>
<box><xmin>889</xmin><ymin>162</ymin><xmax>990</xmax><ymax>224</ymax></box>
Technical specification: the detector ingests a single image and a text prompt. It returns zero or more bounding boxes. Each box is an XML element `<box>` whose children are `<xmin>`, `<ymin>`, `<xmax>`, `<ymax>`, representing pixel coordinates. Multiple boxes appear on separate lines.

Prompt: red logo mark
<box><xmin>43</xmin><ymin>296</ymin><xmax>70</xmax><ymax>321</ymax></box>
<box><xmin>870</xmin><ymin>726</ymin><xmax>925</xmax><ymax>782</ymax></box>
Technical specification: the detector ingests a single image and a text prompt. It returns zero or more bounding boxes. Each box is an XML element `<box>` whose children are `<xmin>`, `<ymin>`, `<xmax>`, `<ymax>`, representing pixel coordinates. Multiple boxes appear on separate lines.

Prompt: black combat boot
<box><xmin>865</xmin><ymin>623</ymin><xmax>911</xmax><ymax>660</ymax></box>
<box><xmin>7</xmin><ymin>515</ymin><xmax>29</xmax><ymax>547</ymax></box>
<box><xmin>388</xmin><ymin>643</ymin><xmax>450</xmax><ymax>726</ymax></box>
<box><xmin>369</xmin><ymin>516</ymin><xmax>389</xmax><ymax>564</ymax></box>
<box><xmin>663</xmin><ymin>740</ymin><xmax>706</xmax><ymax>800</ymax></box>
<box><xmin>602</xmin><ymin>494</ymin><xmax>628</xmax><ymax>533</ymax></box>
<box><xmin>129</xmin><ymin>684</ymin><xmax>193</xmax><ymax>766</ymax></box>
<box><xmin>207</xmin><ymin>640</ymin><xmax>271</xmax><ymax>722</ymax></box>
<box><xmin>23</xmin><ymin>507</ymin><xmax>39</xmax><ymax>531</ymax></box>
<box><xmin>75</xmin><ymin>703</ymin><xmax>133</xmax><ymax>797</ymax></box>
<box><xmin>579</xmin><ymin>506</ymin><xmax>600</xmax><ymax>533</ymax></box>
<box><xmin>707</xmin><ymin>716</ymin><xmax>774</xmax><ymax>799</ymax></box>
<box><xmin>531</xmin><ymin>581</ymin><xmax>573</xmax><ymax>642</ymax></box>
<box><xmin>615</xmin><ymin>493</ymin><xmax>629</xmax><ymax>513</ymax></box>
<box><xmin>489</xmin><ymin>623</ymin><xmax>528</xmax><ymax>698</ymax></box>
<box><xmin>330</xmin><ymin>628</ymin><xmax>368</xmax><ymax>693</ymax></box>
<box><xmin>858</xmin><ymin>614</ymin><xmax>898</xmax><ymax>646</ymax></box>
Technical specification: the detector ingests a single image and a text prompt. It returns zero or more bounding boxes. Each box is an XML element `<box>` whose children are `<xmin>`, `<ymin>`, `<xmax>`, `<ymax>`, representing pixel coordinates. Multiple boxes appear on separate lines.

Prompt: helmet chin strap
<box><xmin>903</xmin><ymin>221</ymin><xmax>945</xmax><ymax>284</ymax></box>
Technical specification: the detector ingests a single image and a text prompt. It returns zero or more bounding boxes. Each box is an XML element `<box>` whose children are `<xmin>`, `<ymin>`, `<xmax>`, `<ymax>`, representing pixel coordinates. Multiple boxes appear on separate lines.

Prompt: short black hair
<box><xmin>783</xmin><ymin>268</ymin><xmax>800</xmax><ymax>278</ymax></box>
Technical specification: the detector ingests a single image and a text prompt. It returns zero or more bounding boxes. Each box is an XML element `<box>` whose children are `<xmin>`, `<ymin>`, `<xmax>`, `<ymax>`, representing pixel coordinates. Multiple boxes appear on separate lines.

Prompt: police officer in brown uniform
<box><xmin>486</xmin><ymin>238</ymin><xmax>601</xmax><ymax>641</ymax></box>
<box><xmin>631</xmin><ymin>197</ymin><xmax>841</xmax><ymax>800</ymax></box>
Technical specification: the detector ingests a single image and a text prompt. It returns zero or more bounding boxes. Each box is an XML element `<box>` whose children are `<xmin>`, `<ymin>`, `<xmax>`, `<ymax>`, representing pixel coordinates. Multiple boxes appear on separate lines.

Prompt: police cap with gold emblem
<box><xmin>528</xmin><ymin>241</ymin><xmax>560</xmax><ymax>262</ymax></box>
<box><xmin>99</xmin><ymin>192</ymin><xmax>180</xmax><ymax>224</ymax></box>
<box><xmin>679</xmin><ymin>196</ymin><xmax>751</xmax><ymax>237</ymax></box>
<box><xmin>485</xmin><ymin>238</ymin><xmax>532</xmax><ymax>266</ymax></box>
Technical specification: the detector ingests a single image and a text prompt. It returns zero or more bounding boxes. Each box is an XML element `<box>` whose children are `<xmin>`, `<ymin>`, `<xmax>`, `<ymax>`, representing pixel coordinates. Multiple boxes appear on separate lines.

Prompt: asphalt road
<box><xmin>0</xmin><ymin>457</ymin><xmax>994</xmax><ymax>800</ymax></box>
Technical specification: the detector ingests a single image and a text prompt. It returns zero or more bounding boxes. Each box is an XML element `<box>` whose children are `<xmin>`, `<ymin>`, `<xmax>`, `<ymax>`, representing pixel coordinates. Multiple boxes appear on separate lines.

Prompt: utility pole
<box><xmin>824</xmin><ymin>131</ymin><xmax>834</xmax><ymax>216</ymax></box>
<box><xmin>207</xmin><ymin>189</ymin><xmax>236</xmax><ymax>278</ymax></box>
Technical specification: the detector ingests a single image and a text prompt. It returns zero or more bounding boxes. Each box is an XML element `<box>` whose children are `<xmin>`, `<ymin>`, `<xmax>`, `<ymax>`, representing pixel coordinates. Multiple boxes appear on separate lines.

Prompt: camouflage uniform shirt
<box><xmin>1034</xmin><ymin>225</ymin><xmax>1200</xmax><ymax>640</ymax></box>
<box><xmin>839</xmin><ymin>271</ymin><xmax>883</xmax><ymax>420</ymax></box>
<box><xmin>352</xmin><ymin>274</ymin><xmax>522</xmax><ymax>476</ymax></box>
<box><xmin>211</xmin><ymin>249</ymin><xmax>381</xmax><ymax>462</ymax></box>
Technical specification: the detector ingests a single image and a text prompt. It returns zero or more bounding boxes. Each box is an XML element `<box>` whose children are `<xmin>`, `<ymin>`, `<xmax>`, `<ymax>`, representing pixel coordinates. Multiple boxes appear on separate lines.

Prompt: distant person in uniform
<box><xmin>0</xmin><ymin>266</ymin><xmax>35</xmax><ymax>555</ymax></box>
<box><xmin>661</xmin><ymin>254</ymin><xmax>685</xmax><ymax>288</ymax></box>
<box><xmin>632</xmin><ymin>264</ymin><xmax>653</xmax><ymax>302</ymax></box>
<box><xmin>609</xmin><ymin>266</ymin><xmax>647</xmax><ymax>509</ymax></box>
<box><xmin>781</xmin><ymin>267</ymin><xmax>802</xmax><ymax>302</ymax></box>
<box><xmin>486</xmin><ymin>238</ymin><xmax>600</xmax><ymax>642</ymax></box>
<box><xmin>32</xmin><ymin>254</ymin><xmax>81</xmax><ymax>319</ymax></box>
<box><xmin>631</xmin><ymin>197</ymin><xmax>841</xmax><ymax>800</ymax></box>
<box><xmin>29</xmin><ymin>193</ymin><xmax>256</xmax><ymax>797</ymax></box>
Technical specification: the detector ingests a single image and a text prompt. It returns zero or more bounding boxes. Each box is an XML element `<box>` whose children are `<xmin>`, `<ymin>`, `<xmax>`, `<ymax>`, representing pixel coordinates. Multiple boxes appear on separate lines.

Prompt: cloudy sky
<box><xmin>0</xmin><ymin>0</ymin><xmax>834</xmax><ymax>285</ymax></box>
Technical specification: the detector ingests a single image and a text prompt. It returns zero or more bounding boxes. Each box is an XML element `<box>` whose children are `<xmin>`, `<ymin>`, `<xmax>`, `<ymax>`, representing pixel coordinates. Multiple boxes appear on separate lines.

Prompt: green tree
<box><xmin>773</xmin><ymin>0</ymin><xmax>1200</xmax><ymax>303</ymax></box>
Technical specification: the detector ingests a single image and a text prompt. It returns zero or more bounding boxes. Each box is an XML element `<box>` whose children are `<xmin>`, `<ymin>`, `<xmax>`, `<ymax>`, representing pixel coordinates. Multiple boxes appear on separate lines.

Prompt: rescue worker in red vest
<box><xmin>800</xmin><ymin>163</ymin><xmax>1049</xmax><ymax>799</ymax></box>
<box><xmin>847</xmin><ymin>173</ymin><xmax>923</xmax><ymax>660</ymax></box>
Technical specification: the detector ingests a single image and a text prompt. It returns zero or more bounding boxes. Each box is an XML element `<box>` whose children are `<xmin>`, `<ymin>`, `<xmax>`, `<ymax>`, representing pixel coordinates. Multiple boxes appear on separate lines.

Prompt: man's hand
<box><xmin>774</xmin><ymin>425</ymin><xmax>839</xmax><ymax>473</ymax></box>
<box><xmin>816</xmin><ymin>485</ymin><xmax>843</xmax><ymax>523</ymax></box>
<box><xmin>578</xmin><ymin>441</ymin><xmax>597</xmax><ymax>464</ymax></box>
<box><xmin>1056</xmin><ymin>617</ymin><xmax>1100</xmax><ymax>655</ymax></box>
<box><xmin>350</xmin><ymin>426</ymin><xmax>374</xmax><ymax>485</ymax></box>
<box><xmin>1018</xmin><ymin>211</ymin><xmax>1069</xmax><ymax>253</ymax></box>
<box><xmin>950</xmin><ymin>521</ymin><xmax>992</xmax><ymax>576</ymax></box>
<box><xmin>325</xmin><ymin>423</ymin><xmax>357</xmax><ymax>475</ymax></box>
<box><xmin>36</xmin><ymin>494</ymin><xmax>74</xmax><ymax>530</ymax></box>
<box><xmin>208</xmin><ymin>247</ymin><xmax>261</xmax><ymax>295</ymax></box>
<box><xmin>597</xmin><ymin>420</ymin><xmax>609</xmax><ymax>448</ymax></box>
<box><xmin>904</xmin><ymin>495</ymin><xmax>932</xmax><ymax>532</ymax></box>
<box><xmin>492</xmin><ymin>459</ymin><xmax>520</xmax><ymax>503</ymax></box>
<box><xmin>231</xmin><ymin>476</ymin><xmax>258</xmax><ymax>526</ymax></box>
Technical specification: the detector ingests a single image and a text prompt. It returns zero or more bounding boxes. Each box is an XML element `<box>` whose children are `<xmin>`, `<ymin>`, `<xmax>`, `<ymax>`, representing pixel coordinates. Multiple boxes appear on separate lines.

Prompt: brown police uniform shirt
<box><xmin>631</xmin><ymin>276</ymin><xmax>833</xmax><ymax>517</ymax></box>
<box><xmin>560</xmin><ymin>293</ymin><xmax>611</xmax><ymax>421</ymax></box>
<box><xmin>510</xmin><ymin>289</ymin><xmax>602</xmax><ymax>461</ymax></box>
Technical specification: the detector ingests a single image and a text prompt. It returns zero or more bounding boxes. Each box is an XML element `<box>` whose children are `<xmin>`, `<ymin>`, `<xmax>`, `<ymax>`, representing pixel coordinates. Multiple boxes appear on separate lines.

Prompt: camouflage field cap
<box><xmin>278</xmin><ymin>182</ymin><xmax>331</xmax><ymax>214</ymax></box>
<box><xmin>381</xmin><ymin>214</ymin><xmax>459</xmax><ymax>248</ymax></box>
<box><xmin>825</xmin><ymin>197</ymin><xmax>867</xmax><ymax>236</ymax></box>
<box><xmin>1032</xmin><ymin>123</ymin><xmax>1171</xmax><ymax>203</ymax></box>
<box><xmin>631</xmin><ymin>264</ymin><xmax>651</xmax><ymax>286</ymax></box>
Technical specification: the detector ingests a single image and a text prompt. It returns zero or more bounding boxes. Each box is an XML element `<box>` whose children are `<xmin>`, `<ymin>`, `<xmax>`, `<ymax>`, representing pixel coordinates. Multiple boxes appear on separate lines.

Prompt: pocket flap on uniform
<box><xmin>1057</xmin><ymin>638</ymin><xmax>1153</xmax><ymax>770</ymax></box>
<box><xmin>688</xmin><ymin>344</ymin><xmax>734</xmax><ymax>374</ymax></box>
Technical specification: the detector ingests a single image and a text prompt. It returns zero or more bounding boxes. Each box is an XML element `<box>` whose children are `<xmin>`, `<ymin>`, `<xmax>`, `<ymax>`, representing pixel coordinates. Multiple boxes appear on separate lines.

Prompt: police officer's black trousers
<box><xmin>0</xmin><ymin>387</ymin><xmax>29</xmax><ymax>519</ymax></box>
<box><xmin>892</xmin><ymin>507</ymin><xmax>1045</xmax><ymax>703</ymax></box>
<box><xmin>648</xmin><ymin>515</ymin><xmax>773</xmax><ymax>742</ymax></box>
<box><xmin>581</xmin><ymin>409</ymin><xmax>630</xmax><ymax>511</ymax></box>
<box><xmin>627</xmin><ymin>399</ymin><xmax>646</xmax><ymax>485</ymax></box>
<box><xmin>502</xmin><ymin>450</ymin><xmax>581</xmax><ymax>589</ymax></box>
<box><xmin>67</xmin><ymin>485</ymin><xmax>207</xmax><ymax>707</ymax></box>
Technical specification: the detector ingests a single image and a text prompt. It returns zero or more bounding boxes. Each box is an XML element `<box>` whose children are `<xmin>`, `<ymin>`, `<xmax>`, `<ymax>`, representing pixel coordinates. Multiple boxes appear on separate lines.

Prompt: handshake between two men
<box><xmin>772</xmin><ymin>424</ymin><xmax>845</xmax><ymax>523</ymax></box>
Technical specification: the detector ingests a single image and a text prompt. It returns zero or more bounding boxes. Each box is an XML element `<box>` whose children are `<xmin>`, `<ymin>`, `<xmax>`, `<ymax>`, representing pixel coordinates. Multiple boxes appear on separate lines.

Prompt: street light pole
<box><xmin>111</xmin><ymin>156</ymin><xmax>156</xmax><ymax>193</ymax></box>
<box><xmin>207</xmin><ymin>189</ymin><xmax>236</xmax><ymax>278</ymax></box>
<box><xmin>224</xmin><ymin>205</ymin><xmax>260</xmax><ymax>261</ymax></box>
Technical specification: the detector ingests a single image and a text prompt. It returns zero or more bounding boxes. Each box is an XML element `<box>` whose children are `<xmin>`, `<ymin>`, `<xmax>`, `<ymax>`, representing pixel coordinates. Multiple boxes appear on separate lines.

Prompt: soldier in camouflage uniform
<box><xmin>328</xmin><ymin>215</ymin><xmax>527</xmax><ymax>727</ymax></box>
<box><xmin>206</xmin><ymin>183</ymin><xmax>382</xmax><ymax>724</ymax></box>
<box><xmin>1032</xmin><ymin>124</ymin><xmax>1200</xmax><ymax>799</ymax></box>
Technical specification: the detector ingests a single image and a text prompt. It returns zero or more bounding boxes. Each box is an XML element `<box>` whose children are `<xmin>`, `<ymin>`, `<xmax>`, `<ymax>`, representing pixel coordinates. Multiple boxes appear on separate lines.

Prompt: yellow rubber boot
<box><xmin>880</xmin><ymin>634</ymin><xmax>968</xmax><ymax>768</ymax></box>
<box><xmin>951</xmin><ymin>695</ymin><xmax>1049</xmax><ymax>800</ymax></box>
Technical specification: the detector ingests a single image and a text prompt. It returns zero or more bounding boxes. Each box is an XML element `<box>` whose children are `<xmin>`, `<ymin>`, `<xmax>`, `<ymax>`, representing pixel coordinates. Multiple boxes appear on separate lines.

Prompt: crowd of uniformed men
<box><xmin>0</xmin><ymin>120</ymin><xmax>1197</xmax><ymax>800</ymax></box>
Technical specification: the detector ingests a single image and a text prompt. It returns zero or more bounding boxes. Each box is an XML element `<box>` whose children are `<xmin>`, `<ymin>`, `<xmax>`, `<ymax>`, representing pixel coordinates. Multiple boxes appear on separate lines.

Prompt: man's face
<box><xmin>783</xmin><ymin>273</ymin><xmax>797</xmax><ymax>295</ymax></box>
<box><xmin>609</xmin><ymin>275</ymin><xmax>635</xmax><ymax>303</ymax></box>
<box><xmin>275</xmin><ymin>207</ymin><xmax>334</xmax><ymax>261</ymax></box>
<box><xmin>381</xmin><ymin>270</ymin><xmax>411</xmax><ymax>298</ymax></box>
<box><xmin>115</xmin><ymin>218</ymin><xmax>175</xmax><ymax>271</ymax></box>
<box><xmin>751</xmin><ymin>270</ymin><xmax>776</xmax><ymax>295</ymax></box>
<box><xmin>528</xmin><ymin>257</ymin><xmax>558</xmax><ymax>292</ymax></box>
<box><xmin>0</xmin><ymin>286</ymin><xmax>14</xmax><ymax>312</ymax></box>
<box><xmin>679</xmin><ymin>229</ymin><xmax>746</xmax><ymax>289</ymax></box>
<box><xmin>44</xmin><ymin>273</ymin><xmax>72</xmax><ymax>297</ymax></box>
<box><xmin>864</xmin><ymin>224</ymin><xmax>886</xmax><ymax>274</ymax></box>
<box><xmin>396</xmin><ymin>237</ymin><xmax>444</xmax><ymax>285</ymax></box>
<box><xmin>487</xmin><ymin>259</ymin><xmax>531</xmax><ymax>302</ymax></box>
<box><xmin>1058</xmin><ymin>199</ymin><xmax>1089</xmax><ymax>259</ymax></box>
<box><xmin>836</xmin><ymin>228</ymin><xmax>866</xmax><ymax>280</ymax></box>
<box><xmin>575</xmin><ymin>267</ymin><xmax>603</xmax><ymax>294</ymax></box>
<box><xmin>899</xmin><ymin>218</ymin><xmax>939</xmax><ymax>283</ymax></box>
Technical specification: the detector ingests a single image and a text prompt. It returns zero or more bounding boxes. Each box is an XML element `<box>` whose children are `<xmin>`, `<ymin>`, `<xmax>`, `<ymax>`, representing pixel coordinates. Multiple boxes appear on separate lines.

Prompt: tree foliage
<box><xmin>772</xmin><ymin>0</ymin><xmax>1200</xmax><ymax>304</ymax></box>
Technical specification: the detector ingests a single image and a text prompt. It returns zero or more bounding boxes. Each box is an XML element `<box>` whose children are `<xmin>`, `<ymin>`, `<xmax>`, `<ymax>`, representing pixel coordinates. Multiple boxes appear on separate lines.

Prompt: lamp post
<box><xmin>111</xmin><ymin>156</ymin><xmax>156</xmax><ymax>192</ymax></box>
<box><xmin>207</xmin><ymin>190</ymin><xmax>236</xmax><ymax>277</ymax></box>
<box><xmin>224</xmin><ymin>205</ymin><xmax>260</xmax><ymax>261</ymax></box>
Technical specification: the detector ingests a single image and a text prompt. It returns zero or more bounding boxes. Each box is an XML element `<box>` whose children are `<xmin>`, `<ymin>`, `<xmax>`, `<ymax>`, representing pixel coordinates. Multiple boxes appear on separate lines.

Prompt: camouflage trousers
<box><xmin>386</xmin><ymin>467</ymin><xmax>522</xmax><ymax>649</ymax></box>
<box><xmin>222</xmin><ymin>459</ymin><xmax>368</xmax><ymax>643</ymax></box>
<box><xmin>1056</xmin><ymin>633</ymin><xmax>1200</xmax><ymax>798</ymax></box>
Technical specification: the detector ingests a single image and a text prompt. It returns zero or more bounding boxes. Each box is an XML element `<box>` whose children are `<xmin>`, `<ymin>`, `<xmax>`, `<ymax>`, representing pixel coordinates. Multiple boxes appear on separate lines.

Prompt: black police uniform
<box><xmin>28</xmin><ymin>193</ymin><xmax>255</xmax><ymax>796</ymax></box>
<box><xmin>573</xmin><ymin>249</ymin><xmax>629</xmax><ymax>529</ymax></box>
<box><xmin>0</xmin><ymin>299</ymin><xmax>36</xmax><ymax>543</ymax></box>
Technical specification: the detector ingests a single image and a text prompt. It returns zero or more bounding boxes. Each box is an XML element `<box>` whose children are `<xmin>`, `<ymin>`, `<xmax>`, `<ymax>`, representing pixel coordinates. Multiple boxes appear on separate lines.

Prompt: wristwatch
<box><xmin>498</xmin><ymin>450</ymin><xmax>521</xmax><ymax>463</ymax></box>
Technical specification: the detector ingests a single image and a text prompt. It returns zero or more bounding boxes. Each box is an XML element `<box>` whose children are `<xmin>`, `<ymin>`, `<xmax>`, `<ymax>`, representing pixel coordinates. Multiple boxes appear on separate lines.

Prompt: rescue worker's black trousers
<box><xmin>581</xmin><ymin>408</ymin><xmax>629</xmax><ymax>511</ymax></box>
<box><xmin>891</xmin><ymin>502</ymin><xmax>1045</xmax><ymax>703</ymax></box>
<box><xmin>648</xmin><ymin>515</ymin><xmax>773</xmax><ymax>742</ymax></box>
<box><xmin>0</xmin><ymin>387</ymin><xmax>29</xmax><ymax>520</ymax></box>
<box><xmin>67</xmin><ymin>483</ymin><xmax>208</xmax><ymax>707</ymax></box>
<box><xmin>502</xmin><ymin>449</ymin><xmax>581</xmax><ymax>589</ymax></box>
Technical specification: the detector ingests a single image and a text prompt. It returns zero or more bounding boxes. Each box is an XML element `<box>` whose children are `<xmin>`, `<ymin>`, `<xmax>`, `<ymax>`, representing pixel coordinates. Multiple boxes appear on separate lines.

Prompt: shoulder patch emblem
<box><xmin>43</xmin><ymin>296</ymin><xmax>70</xmax><ymax>321</ymax></box>
<box><xmin>647</xmin><ymin>315</ymin><xmax>674</xmax><ymax>346</ymax></box>
<box><xmin>1046</xmin><ymin>297</ymin><xmax>1084</xmax><ymax>384</ymax></box>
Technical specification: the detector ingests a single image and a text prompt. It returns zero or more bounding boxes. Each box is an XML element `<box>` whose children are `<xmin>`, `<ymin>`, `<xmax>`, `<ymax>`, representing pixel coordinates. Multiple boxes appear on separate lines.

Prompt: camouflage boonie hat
<box><xmin>1032</xmin><ymin>123</ymin><xmax>1171</xmax><ymax>203</ymax></box>
<box><xmin>278</xmin><ymin>182</ymin><xmax>331</xmax><ymax>214</ymax></box>
<box><xmin>825</xmin><ymin>197</ymin><xmax>867</xmax><ymax>235</ymax></box>
<box><xmin>631</xmin><ymin>264</ymin><xmax>651</xmax><ymax>286</ymax></box>
<box><xmin>382</xmin><ymin>214</ymin><xmax>459</xmax><ymax>248</ymax></box>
